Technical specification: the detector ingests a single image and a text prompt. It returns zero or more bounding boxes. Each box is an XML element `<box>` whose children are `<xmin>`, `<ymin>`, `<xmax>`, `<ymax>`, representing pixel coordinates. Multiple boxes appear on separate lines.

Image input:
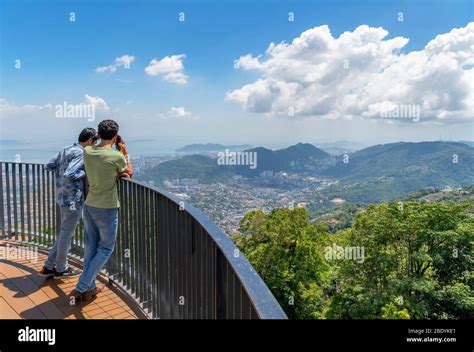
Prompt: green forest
<box><xmin>232</xmin><ymin>201</ymin><xmax>474</xmax><ymax>319</ymax></box>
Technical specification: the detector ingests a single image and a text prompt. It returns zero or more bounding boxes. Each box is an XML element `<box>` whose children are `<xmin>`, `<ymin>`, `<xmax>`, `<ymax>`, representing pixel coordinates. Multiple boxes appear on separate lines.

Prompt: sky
<box><xmin>1</xmin><ymin>0</ymin><xmax>473</xmax><ymax>152</ymax></box>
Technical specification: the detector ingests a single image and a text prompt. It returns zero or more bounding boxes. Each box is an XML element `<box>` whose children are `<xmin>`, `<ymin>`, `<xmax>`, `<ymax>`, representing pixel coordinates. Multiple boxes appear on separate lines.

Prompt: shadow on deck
<box><xmin>0</xmin><ymin>240</ymin><xmax>148</xmax><ymax>319</ymax></box>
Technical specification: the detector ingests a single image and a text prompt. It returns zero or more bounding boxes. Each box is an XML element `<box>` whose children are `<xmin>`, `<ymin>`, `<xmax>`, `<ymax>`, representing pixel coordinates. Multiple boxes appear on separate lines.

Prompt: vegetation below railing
<box><xmin>233</xmin><ymin>201</ymin><xmax>474</xmax><ymax>319</ymax></box>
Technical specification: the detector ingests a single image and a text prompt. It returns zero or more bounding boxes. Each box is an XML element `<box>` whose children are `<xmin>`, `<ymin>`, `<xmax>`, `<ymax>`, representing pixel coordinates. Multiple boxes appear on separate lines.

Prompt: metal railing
<box><xmin>0</xmin><ymin>161</ymin><xmax>287</xmax><ymax>319</ymax></box>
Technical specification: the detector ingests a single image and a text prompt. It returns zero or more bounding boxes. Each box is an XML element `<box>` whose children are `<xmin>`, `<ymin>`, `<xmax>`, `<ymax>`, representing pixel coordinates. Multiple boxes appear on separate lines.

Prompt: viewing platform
<box><xmin>0</xmin><ymin>240</ymin><xmax>144</xmax><ymax>319</ymax></box>
<box><xmin>0</xmin><ymin>161</ymin><xmax>287</xmax><ymax>320</ymax></box>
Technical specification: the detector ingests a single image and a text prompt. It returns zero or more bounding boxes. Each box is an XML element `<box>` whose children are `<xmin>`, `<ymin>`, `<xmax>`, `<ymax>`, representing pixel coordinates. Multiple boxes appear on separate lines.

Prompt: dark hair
<box><xmin>98</xmin><ymin>119</ymin><xmax>119</xmax><ymax>140</ymax></box>
<box><xmin>78</xmin><ymin>127</ymin><xmax>97</xmax><ymax>143</ymax></box>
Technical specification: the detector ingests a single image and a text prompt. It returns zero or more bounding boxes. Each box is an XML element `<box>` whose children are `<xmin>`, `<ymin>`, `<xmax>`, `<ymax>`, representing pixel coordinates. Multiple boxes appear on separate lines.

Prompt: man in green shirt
<box><xmin>70</xmin><ymin>119</ymin><xmax>133</xmax><ymax>301</ymax></box>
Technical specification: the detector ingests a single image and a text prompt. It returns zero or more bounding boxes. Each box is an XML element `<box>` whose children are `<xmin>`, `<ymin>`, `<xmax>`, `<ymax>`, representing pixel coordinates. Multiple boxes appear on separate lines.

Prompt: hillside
<box><xmin>136</xmin><ymin>154</ymin><xmax>236</xmax><ymax>184</ymax></box>
<box><xmin>176</xmin><ymin>143</ymin><xmax>252</xmax><ymax>153</ymax></box>
<box><xmin>314</xmin><ymin>140</ymin><xmax>367</xmax><ymax>155</ymax></box>
<box><xmin>397</xmin><ymin>185</ymin><xmax>474</xmax><ymax>214</ymax></box>
<box><xmin>140</xmin><ymin>143</ymin><xmax>331</xmax><ymax>182</ymax></box>
<box><xmin>458</xmin><ymin>140</ymin><xmax>474</xmax><ymax>148</ymax></box>
<box><xmin>138</xmin><ymin>141</ymin><xmax>474</xmax><ymax>201</ymax></box>
<box><xmin>235</xmin><ymin>143</ymin><xmax>331</xmax><ymax>176</ymax></box>
<box><xmin>312</xmin><ymin>185</ymin><xmax>474</xmax><ymax>232</ymax></box>
<box><xmin>322</xmin><ymin>141</ymin><xmax>474</xmax><ymax>203</ymax></box>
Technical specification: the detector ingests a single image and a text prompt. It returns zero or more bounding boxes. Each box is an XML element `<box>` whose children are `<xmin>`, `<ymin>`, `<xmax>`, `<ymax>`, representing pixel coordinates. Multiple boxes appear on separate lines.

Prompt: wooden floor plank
<box><xmin>0</xmin><ymin>241</ymin><xmax>142</xmax><ymax>320</ymax></box>
<box><xmin>0</xmin><ymin>275</ymin><xmax>47</xmax><ymax>319</ymax></box>
<box><xmin>7</xmin><ymin>279</ymin><xmax>66</xmax><ymax>319</ymax></box>
<box><xmin>0</xmin><ymin>297</ymin><xmax>22</xmax><ymax>319</ymax></box>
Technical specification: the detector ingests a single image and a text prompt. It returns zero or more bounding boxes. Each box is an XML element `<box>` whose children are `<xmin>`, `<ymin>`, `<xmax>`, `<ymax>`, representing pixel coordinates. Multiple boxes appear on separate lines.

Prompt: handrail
<box><xmin>127</xmin><ymin>178</ymin><xmax>287</xmax><ymax>318</ymax></box>
<box><xmin>0</xmin><ymin>161</ymin><xmax>287</xmax><ymax>319</ymax></box>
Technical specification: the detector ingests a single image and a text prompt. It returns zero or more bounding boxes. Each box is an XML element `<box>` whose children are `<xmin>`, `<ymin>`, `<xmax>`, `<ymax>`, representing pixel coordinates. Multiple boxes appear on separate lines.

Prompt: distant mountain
<box><xmin>176</xmin><ymin>143</ymin><xmax>253</xmax><ymax>153</ymax></box>
<box><xmin>278</xmin><ymin>142</ymin><xmax>329</xmax><ymax>161</ymax></box>
<box><xmin>140</xmin><ymin>143</ymin><xmax>331</xmax><ymax>183</ymax></box>
<box><xmin>139</xmin><ymin>141</ymin><xmax>474</xmax><ymax>199</ymax></box>
<box><xmin>136</xmin><ymin>154</ymin><xmax>236</xmax><ymax>184</ymax></box>
<box><xmin>314</xmin><ymin>140</ymin><xmax>367</xmax><ymax>155</ymax></box>
<box><xmin>323</xmin><ymin>141</ymin><xmax>474</xmax><ymax>203</ymax></box>
<box><xmin>235</xmin><ymin>143</ymin><xmax>331</xmax><ymax>176</ymax></box>
<box><xmin>457</xmin><ymin>140</ymin><xmax>474</xmax><ymax>148</ymax></box>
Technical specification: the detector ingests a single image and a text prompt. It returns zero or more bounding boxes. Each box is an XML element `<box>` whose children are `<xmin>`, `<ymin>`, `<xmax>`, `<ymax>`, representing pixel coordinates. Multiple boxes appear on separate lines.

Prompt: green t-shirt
<box><xmin>84</xmin><ymin>146</ymin><xmax>127</xmax><ymax>209</ymax></box>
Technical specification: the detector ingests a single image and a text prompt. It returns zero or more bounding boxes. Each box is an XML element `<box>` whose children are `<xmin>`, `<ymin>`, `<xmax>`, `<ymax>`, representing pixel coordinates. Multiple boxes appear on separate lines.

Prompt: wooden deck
<box><xmin>0</xmin><ymin>240</ymin><xmax>146</xmax><ymax>319</ymax></box>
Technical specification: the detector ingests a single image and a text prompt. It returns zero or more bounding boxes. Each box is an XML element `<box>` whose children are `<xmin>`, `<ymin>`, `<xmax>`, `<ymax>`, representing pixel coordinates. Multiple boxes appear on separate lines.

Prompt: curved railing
<box><xmin>0</xmin><ymin>161</ymin><xmax>287</xmax><ymax>319</ymax></box>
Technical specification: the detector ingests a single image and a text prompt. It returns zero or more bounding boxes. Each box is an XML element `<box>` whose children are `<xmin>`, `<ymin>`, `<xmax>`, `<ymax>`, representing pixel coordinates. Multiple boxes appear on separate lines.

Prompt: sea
<box><xmin>0</xmin><ymin>138</ymin><xmax>187</xmax><ymax>163</ymax></box>
<box><xmin>0</xmin><ymin>137</ymin><xmax>291</xmax><ymax>164</ymax></box>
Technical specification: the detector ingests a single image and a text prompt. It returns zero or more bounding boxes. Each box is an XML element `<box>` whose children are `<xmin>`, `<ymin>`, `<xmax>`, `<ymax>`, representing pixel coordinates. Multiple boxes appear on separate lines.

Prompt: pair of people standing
<box><xmin>39</xmin><ymin>119</ymin><xmax>133</xmax><ymax>301</ymax></box>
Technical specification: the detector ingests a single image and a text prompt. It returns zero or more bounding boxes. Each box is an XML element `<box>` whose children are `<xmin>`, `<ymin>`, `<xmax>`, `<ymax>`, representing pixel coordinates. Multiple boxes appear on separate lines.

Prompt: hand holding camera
<box><xmin>115</xmin><ymin>134</ymin><xmax>128</xmax><ymax>156</ymax></box>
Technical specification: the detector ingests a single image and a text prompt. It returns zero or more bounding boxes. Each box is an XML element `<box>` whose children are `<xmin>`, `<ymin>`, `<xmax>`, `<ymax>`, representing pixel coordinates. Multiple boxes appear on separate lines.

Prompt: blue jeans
<box><xmin>75</xmin><ymin>205</ymin><xmax>118</xmax><ymax>293</ymax></box>
<box><xmin>45</xmin><ymin>203</ymin><xmax>83</xmax><ymax>273</ymax></box>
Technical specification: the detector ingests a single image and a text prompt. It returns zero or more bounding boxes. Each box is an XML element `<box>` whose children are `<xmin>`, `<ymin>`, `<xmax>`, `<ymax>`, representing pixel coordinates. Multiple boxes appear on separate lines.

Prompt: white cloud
<box><xmin>0</xmin><ymin>99</ymin><xmax>52</xmax><ymax>115</ymax></box>
<box><xmin>96</xmin><ymin>55</ymin><xmax>135</xmax><ymax>73</ymax></box>
<box><xmin>144</xmin><ymin>54</ymin><xmax>188</xmax><ymax>85</ymax></box>
<box><xmin>0</xmin><ymin>95</ymin><xmax>109</xmax><ymax>118</ymax></box>
<box><xmin>115</xmin><ymin>78</ymin><xmax>135</xmax><ymax>83</ymax></box>
<box><xmin>83</xmin><ymin>94</ymin><xmax>110</xmax><ymax>112</ymax></box>
<box><xmin>159</xmin><ymin>106</ymin><xmax>197</xmax><ymax>120</ymax></box>
<box><xmin>0</xmin><ymin>96</ymin><xmax>113</xmax><ymax>140</ymax></box>
<box><xmin>226</xmin><ymin>23</ymin><xmax>474</xmax><ymax>124</ymax></box>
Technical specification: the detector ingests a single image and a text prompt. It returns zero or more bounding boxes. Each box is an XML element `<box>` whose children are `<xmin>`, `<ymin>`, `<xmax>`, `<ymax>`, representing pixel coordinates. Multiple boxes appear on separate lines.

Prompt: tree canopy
<box><xmin>233</xmin><ymin>201</ymin><xmax>474</xmax><ymax>319</ymax></box>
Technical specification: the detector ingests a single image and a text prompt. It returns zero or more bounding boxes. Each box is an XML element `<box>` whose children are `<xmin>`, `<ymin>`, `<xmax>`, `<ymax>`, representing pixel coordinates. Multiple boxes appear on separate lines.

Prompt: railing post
<box><xmin>12</xmin><ymin>163</ymin><xmax>17</xmax><ymax>240</ymax></box>
<box><xmin>216</xmin><ymin>250</ymin><xmax>227</xmax><ymax>319</ymax></box>
<box><xmin>0</xmin><ymin>163</ymin><xmax>5</xmax><ymax>238</ymax></box>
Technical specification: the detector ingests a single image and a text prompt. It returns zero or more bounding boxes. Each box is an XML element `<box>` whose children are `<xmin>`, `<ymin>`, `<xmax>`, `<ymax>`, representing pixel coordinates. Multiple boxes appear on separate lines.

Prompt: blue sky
<box><xmin>1</xmin><ymin>0</ymin><xmax>473</xmax><ymax>149</ymax></box>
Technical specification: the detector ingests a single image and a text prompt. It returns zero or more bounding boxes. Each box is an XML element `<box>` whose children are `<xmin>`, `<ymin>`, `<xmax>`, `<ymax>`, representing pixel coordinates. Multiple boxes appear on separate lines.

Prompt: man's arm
<box><xmin>116</xmin><ymin>137</ymin><xmax>133</xmax><ymax>178</ymax></box>
<box><xmin>84</xmin><ymin>174</ymin><xmax>90</xmax><ymax>198</ymax></box>
<box><xmin>63</xmin><ymin>152</ymin><xmax>85</xmax><ymax>180</ymax></box>
<box><xmin>121</xmin><ymin>153</ymin><xmax>134</xmax><ymax>178</ymax></box>
<box><xmin>45</xmin><ymin>152</ymin><xmax>60</xmax><ymax>172</ymax></box>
